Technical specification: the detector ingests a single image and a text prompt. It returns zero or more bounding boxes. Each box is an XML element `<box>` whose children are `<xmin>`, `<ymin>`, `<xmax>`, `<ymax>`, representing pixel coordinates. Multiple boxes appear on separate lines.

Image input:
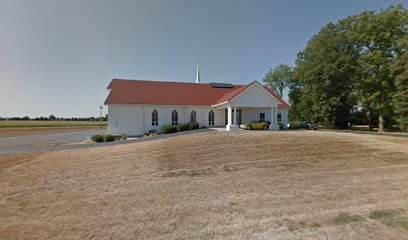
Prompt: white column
<box><xmin>273</xmin><ymin>107</ymin><xmax>277</xmax><ymax>124</ymax></box>
<box><xmin>269</xmin><ymin>106</ymin><xmax>279</xmax><ymax>130</ymax></box>
<box><xmin>271</xmin><ymin>107</ymin><xmax>274</xmax><ymax>124</ymax></box>
<box><xmin>227</xmin><ymin>107</ymin><xmax>232</xmax><ymax>126</ymax></box>
<box><xmin>226</xmin><ymin>106</ymin><xmax>238</xmax><ymax>131</ymax></box>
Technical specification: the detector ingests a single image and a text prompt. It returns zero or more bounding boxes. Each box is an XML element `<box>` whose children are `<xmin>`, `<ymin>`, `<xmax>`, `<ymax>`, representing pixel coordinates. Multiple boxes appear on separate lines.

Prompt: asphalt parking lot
<box><xmin>0</xmin><ymin>129</ymin><xmax>105</xmax><ymax>154</ymax></box>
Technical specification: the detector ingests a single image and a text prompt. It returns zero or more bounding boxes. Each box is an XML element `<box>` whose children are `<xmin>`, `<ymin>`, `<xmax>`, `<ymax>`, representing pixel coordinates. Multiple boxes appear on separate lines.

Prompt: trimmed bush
<box><xmin>104</xmin><ymin>134</ymin><xmax>115</xmax><ymax>142</ymax></box>
<box><xmin>161</xmin><ymin>125</ymin><xmax>178</xmax><ymax>134</ymax></box>
<box><xmin>91</xmin><ymin>134</ymin><xmax>104</xmax><ymax>142</ymax></box>
<box><xmin>177</xmin><ymin>123</ymin><xmax>189</xmax><ymax>132</ymax></box>
<box><xmin>92</xmin><ymin>134</ymin><xmax>116</xmax><ymax>142</ymax></box>
<box><xmin>189</xmin><ymin>121</ymin><xmax>199</xmax><ymax>130</ymax></box>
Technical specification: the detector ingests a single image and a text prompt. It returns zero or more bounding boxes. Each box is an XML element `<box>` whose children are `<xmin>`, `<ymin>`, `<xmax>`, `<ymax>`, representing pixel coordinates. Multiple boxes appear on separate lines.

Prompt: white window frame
<box><xmin>171</xmin><ymin>110</ymin><xmax>178</xmax><ymax>126</ymax></box>
<box><xmin>208</xmin><ymin>110</ymin><xmax>214</xmax><ymax>126</ymax></box>
<box><xmin>190</xmin><ymin>110</ymin><xmax>197</xmax><ymax>123</ymax></box>
<box><xmin>152</xmin><ymin>110</ymin><xmax>158</xmax><ymax>126</ymax></box>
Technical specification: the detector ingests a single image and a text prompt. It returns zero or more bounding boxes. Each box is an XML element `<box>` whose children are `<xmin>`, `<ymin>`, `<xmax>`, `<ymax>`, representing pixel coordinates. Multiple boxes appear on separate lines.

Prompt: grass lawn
<box><xmin>1</xmin><ymin>131</ymin><xmax>408</xmax><ymax>239</ymax></box>
<box><xmin>0</xmin><ymin>120</ymin><xmax>107</xmax><ymax>128</ymax></box>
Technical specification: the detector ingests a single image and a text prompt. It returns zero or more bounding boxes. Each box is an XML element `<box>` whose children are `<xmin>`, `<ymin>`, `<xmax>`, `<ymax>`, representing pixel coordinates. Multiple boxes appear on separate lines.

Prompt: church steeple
<box><xmin>196</xmin><ymin>64</ymin><xmax>200</xmax><ymax>83</ymax></box>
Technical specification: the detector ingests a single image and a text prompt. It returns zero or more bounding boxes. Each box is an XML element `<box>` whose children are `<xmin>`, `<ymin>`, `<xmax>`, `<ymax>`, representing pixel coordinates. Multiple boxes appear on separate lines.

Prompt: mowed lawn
<box><xmin>1</xmin><ymin>131</ymin><xmax>408</xmax><ymax>239</ymax></box>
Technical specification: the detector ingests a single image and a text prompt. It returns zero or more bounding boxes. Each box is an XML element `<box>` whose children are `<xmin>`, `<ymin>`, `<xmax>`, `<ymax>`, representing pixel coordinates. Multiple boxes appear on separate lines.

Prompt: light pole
<box><xmin>99</xmin><ymin>105</ymin><xmax>103</xmax><ymax>130</ymax></box>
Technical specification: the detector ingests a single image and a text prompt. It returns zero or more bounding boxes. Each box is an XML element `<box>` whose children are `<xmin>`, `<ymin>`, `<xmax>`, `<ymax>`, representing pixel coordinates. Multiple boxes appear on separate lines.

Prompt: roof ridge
<box><xmin>112</xmin><ymin>78</ymin><xmax>244</xmax><ymax>86</ymax></box>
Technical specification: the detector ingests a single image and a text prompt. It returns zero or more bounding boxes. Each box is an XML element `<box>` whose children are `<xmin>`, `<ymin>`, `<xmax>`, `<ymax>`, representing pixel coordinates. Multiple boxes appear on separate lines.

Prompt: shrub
<box><xmin>92</xmin><ymin>134</ymin><xmax>116</xmax><ymax>142</ymax></box>
<box><xmin>104</xmin><ymin>134</ymin><xmax>115</xmax><ymax>142</ymax></box>
<box><xmin>189</xmin><ymin>121</ymin><xmax>199</xmax><ymax>130</ymax></box>
<box><xmin>278</xmin><ymin>123</ymin><xmax>284</xmax><ymax>129</ymax></box>
<box><xmin>161</xmin><ymin>125</ymin><xmax>178</xmax><ymax>134</ymax></box>
<box><xmin>177</xmin><ymin>123</ymin><xmax>189</xmax><ymax>132</ymax></box>
<box><xmin>91</xmin><ymin>134</ymin><xmax>104</xmax><ymax>142</ymax></box>
<box><xmin>144</xmin><ymin>129</ymin><xmax>159</xmax><ymax>137</ymax></box>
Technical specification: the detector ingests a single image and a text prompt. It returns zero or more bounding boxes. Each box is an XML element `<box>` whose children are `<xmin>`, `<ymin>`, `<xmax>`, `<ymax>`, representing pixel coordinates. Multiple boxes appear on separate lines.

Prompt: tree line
<box><xmin>263</xmin><ymin>5</ymin><xmax>408</xmax><ymax>131</ymax></box>
<box><xmin>0</xmin><ymin>115</ymin><xmax>108</xmax><ymax>121</ymax></box>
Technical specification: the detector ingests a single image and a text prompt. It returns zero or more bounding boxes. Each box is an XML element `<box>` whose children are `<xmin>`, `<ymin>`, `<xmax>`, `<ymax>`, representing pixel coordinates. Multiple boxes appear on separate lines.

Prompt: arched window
<box><xmin>171</xmin><ymin>110</ymin><xmax>178</xmax><ymax>126</ymax></box>
<box><xmin>190</xmin><ymin>110</ymin><xmax>197</xmax><ymax>122</ymax></box>
<box><xmin>152</xmin><ymin>110</ymin><xmax>158</xmax><ymax>126</ymax></box>
<box><xmin>208</xmin><ymin>110</ymin><xmax>214</xmax><ymax>126</ymax></box>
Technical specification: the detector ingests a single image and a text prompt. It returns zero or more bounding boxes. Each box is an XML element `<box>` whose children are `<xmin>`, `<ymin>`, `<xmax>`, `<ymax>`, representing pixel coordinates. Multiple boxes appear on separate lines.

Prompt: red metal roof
<box><xmin>104</xmin><ymin>79</ymin><xmax>289</xmax><ymax>108</ymax></box>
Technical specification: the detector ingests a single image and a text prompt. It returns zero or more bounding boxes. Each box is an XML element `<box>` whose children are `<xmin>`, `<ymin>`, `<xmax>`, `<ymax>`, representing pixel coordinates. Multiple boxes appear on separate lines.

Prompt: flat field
<box><xmin>0</xmin><ymin>120</ymin><xmax>107</xmax><ymax>128</ymax></box>
<box><xmin>0</xmin><ymin>121</ymin><xmax>107</xmax><ymax>138</ymax></box>
<box><xmin>1</xmin><ymin>131</ymin><xmax>408</xmax><ymax>239</ymax></box>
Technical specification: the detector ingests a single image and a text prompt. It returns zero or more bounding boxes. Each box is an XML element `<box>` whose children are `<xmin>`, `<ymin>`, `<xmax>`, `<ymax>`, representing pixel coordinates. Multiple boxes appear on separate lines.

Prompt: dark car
<box><xmin>299</xmin><ymin>121</ymin><xmax>319</xmax><ymax>130</ymax></box>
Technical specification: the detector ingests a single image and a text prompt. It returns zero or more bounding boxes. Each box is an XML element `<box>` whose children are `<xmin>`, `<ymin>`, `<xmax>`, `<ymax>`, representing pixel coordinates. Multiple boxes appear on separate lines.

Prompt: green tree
<box><xmin>289</xmin><ymin>5</ymin><xmax>408</xmax><ymax>131</ymax></box>
<box><xmin>262</xmin><ymin>64</ymin><xmax>292</xmax><ymax>97</ymax></box>
<box><xmin>290</xmin><ymin>20</ymin><xmax>359</xmax><ymax>128</ymax></box>
<box><xmin>353</xmin><ymin>5</ymin><xmax>408</xmax><ymax>132</ymax></box>
<box><xmin>391</xmin><ymin>35</ymin><xmax>408</xmax><ymax>130</ymax></box>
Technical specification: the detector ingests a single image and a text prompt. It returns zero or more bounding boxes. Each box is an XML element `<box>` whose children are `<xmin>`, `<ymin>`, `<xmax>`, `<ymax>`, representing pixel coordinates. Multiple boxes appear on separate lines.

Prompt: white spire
<box><xmin>196</xmin><ymin>64</ymin><xmax>200</xmax><ymax>83</ymax></box>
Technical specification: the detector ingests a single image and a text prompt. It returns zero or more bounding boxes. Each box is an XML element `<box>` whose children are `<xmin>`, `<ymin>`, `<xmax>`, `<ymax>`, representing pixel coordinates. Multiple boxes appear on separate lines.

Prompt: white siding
<box><xmin>107</xmin><ymin>105</ymin><xmax>144</xmax><ymax>136</ymax></box>
<box><xmin>229</xmin><ymin>84</ymin><xmax>280</xmax><ymax>108</ymax></box>
<box><xmin>108</xmin><ymin>105</ymin><xmax>228</xmax><ymax>136</ymax></box>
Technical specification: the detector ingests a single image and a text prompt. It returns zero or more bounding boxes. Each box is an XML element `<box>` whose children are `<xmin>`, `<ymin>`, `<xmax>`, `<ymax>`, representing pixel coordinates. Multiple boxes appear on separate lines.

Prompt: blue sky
<box><xmin>0</xmin><ymin>0</ymin><xmax>406</xmax><ymax>117</ymax></box>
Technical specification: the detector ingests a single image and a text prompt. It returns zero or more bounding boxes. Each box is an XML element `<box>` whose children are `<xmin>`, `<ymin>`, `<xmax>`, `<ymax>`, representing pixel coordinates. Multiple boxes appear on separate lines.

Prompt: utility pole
<box><xmin>99</xmin><ymin>105</ymin><xmax>103</xmax><ymax>130</ymax></box>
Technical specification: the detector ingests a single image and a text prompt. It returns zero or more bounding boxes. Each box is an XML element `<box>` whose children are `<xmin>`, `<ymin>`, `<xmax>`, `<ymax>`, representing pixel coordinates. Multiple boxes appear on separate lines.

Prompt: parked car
<box><xmin>299</xmin><ymin>121</ymin><xmax>319</xmax><ymax>130</ymax></box>
<box><xmin>240</xmin><ymin>121</ymin><xmax>269</xmax><ymax>130</ymax></box>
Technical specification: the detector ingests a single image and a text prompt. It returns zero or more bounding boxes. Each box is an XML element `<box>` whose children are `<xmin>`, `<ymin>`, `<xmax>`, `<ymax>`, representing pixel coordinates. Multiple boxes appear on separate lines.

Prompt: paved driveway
<box><xmin>0</xmin><ymin>129</ymin><xmax>105</xmax><ymax>154</ymax></box>
<box><xmin>0</xmin><ymin>129</ymin><xmax>214</xmax><ymax>155</ymax></box>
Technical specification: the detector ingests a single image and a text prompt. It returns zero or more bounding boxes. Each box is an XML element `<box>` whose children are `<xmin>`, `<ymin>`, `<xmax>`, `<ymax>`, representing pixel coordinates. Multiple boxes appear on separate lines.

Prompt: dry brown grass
<box><xmin>1</xmin><ymin>131</ymin><xmax>408</xmax><ymax>239</ymax></box>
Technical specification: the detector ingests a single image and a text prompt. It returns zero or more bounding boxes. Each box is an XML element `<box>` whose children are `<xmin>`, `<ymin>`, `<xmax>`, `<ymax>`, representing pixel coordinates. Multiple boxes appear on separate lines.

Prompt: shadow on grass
<box><xmin>369</xmin><ymin>209</ymin><xmax>408</xmax><ymax>230</ymax></box>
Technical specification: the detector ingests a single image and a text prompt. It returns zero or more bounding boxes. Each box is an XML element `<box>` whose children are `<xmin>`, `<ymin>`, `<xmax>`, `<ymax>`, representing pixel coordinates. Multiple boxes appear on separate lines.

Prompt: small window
<box><xmin>190</xmin><ymin>110</ymin><xmax>197</xmax><ymax>122</ymax></box>
<box><xmin>260</xmin><ymin>112</ymin><xmax>265</xmax><ymax>122</ymax></box>
<box><xmin>208</xmin><ymin>110</ymin><xmax>214</xmax><ymax>126</ymax></box>
<box><xmin>152</xmin><ymin>110</ymin><xmax>158</xmax><ymax>126</ymax></box>
<box><xmin>171</xmin><ymin>110</ymin><xmax>178</xmax><ymax>126</ymax></box>
<box><xmin>277</xmin><ymin>113</ymin><xmax>282</xmax><ymax>123</ymax></box>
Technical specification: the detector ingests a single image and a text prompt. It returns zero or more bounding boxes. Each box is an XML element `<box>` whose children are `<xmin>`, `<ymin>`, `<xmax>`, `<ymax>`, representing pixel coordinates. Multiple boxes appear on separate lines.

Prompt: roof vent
<box><xmin>210</xmin><ymin>82</ymin><xmax>233</xmax><ymax>88</ymax></box>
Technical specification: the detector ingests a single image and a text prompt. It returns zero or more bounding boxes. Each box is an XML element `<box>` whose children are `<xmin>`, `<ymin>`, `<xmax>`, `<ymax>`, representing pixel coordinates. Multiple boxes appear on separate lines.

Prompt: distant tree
<box><xmin>49</xmin><ymin>115</ymin><xmax>56</xmax><ymax>120</ymax></box>
<box><xmin>22</xmin><ymin>116</ymin><xmax>30</xmax><ymax>120</ymax></box>
<box><xmin>263</xmin><ymin>64</ymin><xmax>292</xmax><ymax>97</ymax></box>
<box><xmin>391</xmin><ymin>35</ymin><xmax>408</xmax><ymax>130</ymax></box>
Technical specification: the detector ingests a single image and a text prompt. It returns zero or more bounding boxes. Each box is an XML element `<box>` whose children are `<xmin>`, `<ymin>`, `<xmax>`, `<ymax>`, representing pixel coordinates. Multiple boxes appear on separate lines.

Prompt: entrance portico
<box><xmin>223</xmin><ymin>105</ymin><xmax>280</xmax><ymax>131</ymax></box>
<box><xmin>212</xmin><ymin>81</ymin><xmax>283</xmax><ymax>131</ymax></box>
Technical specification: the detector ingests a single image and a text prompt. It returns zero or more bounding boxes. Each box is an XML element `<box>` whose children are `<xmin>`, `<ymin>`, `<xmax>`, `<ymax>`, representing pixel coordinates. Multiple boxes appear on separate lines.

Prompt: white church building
<box><xmin>104</xmin><ymin>68</ymin><xmax>289</xmax><ymax>136</ymax></box>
